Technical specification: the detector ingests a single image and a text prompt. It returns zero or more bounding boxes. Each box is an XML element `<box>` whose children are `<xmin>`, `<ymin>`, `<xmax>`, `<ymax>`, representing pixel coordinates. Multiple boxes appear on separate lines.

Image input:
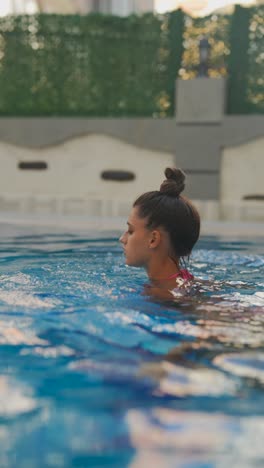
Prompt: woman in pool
<box><xmin>120</xmin><ymin>167</ymin><xmax>200</xmax><ymax>298</ymax></box>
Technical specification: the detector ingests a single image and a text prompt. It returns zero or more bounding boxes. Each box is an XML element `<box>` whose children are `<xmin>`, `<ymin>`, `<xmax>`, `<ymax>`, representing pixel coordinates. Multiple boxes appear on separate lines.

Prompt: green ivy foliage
<box><xmin>0</xmin><ymin>12</ymin><xmax>183</xmax><ymax>117</ymax></box>
<box><xmin>227</xmin><ymin>5</ymin><xmax>264</xmax><ymax>114</ymax></box>
<box><xmin>0</xmin><ymin>7</ymin><xmax>262</xmax><ymax>117</ymax></box>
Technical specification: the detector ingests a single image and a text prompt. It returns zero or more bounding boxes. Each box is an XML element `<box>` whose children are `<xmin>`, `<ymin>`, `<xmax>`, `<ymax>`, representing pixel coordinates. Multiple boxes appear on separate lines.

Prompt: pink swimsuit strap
<box><xmin>167</xmin><ymin>269</ymin><xmax>194</xmax><ymax>281</ymax></box>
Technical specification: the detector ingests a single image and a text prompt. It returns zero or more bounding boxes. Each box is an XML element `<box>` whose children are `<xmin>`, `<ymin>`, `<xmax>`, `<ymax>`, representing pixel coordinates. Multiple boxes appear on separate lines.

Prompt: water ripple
<box><xmin>0</xmin><ymin>232</ymin><xmax>263</xmax><ymax>467</ymax></box>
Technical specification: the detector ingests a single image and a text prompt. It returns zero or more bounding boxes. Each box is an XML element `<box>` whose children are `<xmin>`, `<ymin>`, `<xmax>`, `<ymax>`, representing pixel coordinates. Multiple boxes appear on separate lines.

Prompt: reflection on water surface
<box><xmin>0</xmin><ymin>232</ymin><xmax>263</xmax><ymax>467</ymax></box>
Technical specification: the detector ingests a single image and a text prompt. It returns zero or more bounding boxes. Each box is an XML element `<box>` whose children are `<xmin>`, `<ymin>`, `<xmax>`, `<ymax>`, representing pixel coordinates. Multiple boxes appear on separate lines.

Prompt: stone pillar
<box><xmin>176</xmin><ymin>78</ymin><xmax>226</xmax><ymax>124</ymax></box>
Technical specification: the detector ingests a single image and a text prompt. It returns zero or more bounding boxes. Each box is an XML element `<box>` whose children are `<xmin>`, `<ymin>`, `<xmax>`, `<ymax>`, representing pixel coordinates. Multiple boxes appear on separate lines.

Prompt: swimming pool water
<box><xmin>0</xmin><ymin>230</ymin><xmax>263</xmax><ymax>467</ymax></box>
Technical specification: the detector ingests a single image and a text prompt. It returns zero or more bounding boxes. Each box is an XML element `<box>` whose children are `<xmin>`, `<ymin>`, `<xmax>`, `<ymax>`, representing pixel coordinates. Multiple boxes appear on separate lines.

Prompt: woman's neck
<box><xmin>146</xmin><ymin>256</ymin><xmax>180</xmax><ymax>283</ymax></box>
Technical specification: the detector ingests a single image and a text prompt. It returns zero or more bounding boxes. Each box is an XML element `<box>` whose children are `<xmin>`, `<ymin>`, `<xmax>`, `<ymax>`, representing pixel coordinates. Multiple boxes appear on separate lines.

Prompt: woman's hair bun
<box><xmin>160</xmin><ymin>167</ymin><xmax>186</xmax><ymax>197</ymax></box>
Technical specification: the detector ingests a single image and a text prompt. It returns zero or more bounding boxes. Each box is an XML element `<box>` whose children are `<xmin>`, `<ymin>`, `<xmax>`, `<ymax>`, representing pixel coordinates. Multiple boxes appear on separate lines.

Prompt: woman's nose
<box><xmin>119</xmin><ymin>232</ymin><xmax>126</xmax><ymax>244</ymax></box>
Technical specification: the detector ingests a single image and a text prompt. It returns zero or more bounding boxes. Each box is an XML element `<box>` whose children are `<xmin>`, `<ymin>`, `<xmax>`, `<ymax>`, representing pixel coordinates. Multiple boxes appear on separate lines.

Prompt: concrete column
<box><xmin>176</xmin><ymin>78</ymin><xmax>226</xmax><ymax>124</ymax></box>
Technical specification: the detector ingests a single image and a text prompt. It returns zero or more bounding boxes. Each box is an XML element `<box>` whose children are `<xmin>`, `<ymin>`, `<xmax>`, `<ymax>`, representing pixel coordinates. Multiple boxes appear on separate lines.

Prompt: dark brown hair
<box><xmin>133</xmin><ymin>168</ymin><xmax>200</xmax><ymax>259</ymax></box>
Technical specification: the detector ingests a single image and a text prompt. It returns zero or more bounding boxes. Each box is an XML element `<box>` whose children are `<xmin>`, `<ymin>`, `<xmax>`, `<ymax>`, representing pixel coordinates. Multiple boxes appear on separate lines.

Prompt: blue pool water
<box><xmin>0</xmin><ymin>228</ymin><xmax>263</xmax><ymax>467</ymax></box>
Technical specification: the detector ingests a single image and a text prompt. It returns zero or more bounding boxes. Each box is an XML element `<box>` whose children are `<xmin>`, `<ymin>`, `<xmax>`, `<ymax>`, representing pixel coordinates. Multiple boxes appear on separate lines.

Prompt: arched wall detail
<box><xmin>0</xmin><ymin>134</ymin><xmax>174</xmax><ymax>215</ymax></box>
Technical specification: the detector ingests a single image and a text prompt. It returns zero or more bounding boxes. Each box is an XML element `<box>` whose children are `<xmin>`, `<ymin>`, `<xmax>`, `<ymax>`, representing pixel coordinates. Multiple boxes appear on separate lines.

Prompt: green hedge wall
<box><xmin>0</xmin><ymin>6</ymin><xmax>263</xmax><ymax>117</ymax></box>
<box><xmin>0</xmin><ymin>12</ymin><xmax>184</xmax><ymax>116</ymax></box>
<box><xmin>227</xmin><ymin>5</ymin><xmax>264</xmax><ymax>114</ymax></box>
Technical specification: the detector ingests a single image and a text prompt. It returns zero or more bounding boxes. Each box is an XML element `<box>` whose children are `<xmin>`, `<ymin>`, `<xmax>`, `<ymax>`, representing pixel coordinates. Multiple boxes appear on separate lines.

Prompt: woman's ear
<box><xmin>149</xmin><ymin>230</ymin><xmax>161</xmax><ymax>249</ymax></box>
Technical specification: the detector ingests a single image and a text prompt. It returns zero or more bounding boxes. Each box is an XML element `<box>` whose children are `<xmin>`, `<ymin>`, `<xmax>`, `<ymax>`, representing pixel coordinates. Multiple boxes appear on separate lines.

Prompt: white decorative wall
<box><xmin>0</xmin><ymin>134</ymin><xmax>174</xmax><ymax>216</ymax></box>
<box><xmin>220</xmin><ymin>137</ymin><xmax>264</xmax><ymax>221</ymax></box>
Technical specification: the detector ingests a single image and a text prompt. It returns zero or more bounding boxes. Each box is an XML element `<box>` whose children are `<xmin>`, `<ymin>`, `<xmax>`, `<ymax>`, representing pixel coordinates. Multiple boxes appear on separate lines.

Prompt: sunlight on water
<box><xmin>0</xmin><ymin>230</ymin><xmax>263</xmax><ymax>467</ymax></box>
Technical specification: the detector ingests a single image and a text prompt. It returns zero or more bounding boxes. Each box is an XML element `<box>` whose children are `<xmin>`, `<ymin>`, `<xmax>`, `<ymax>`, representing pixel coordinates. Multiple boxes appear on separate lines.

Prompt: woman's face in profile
<box><xmin>119</xmin><ymin>207</ymin><xmax>152</xmax><ymax>268</ymax></box>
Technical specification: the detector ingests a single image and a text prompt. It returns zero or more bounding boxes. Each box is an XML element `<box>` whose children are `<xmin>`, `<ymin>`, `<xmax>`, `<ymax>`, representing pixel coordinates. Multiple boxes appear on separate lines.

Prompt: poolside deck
<box><xmin>0</xmin><ymin>212</ymin><xmax>263</xmax><ymax>238</ymax></box>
